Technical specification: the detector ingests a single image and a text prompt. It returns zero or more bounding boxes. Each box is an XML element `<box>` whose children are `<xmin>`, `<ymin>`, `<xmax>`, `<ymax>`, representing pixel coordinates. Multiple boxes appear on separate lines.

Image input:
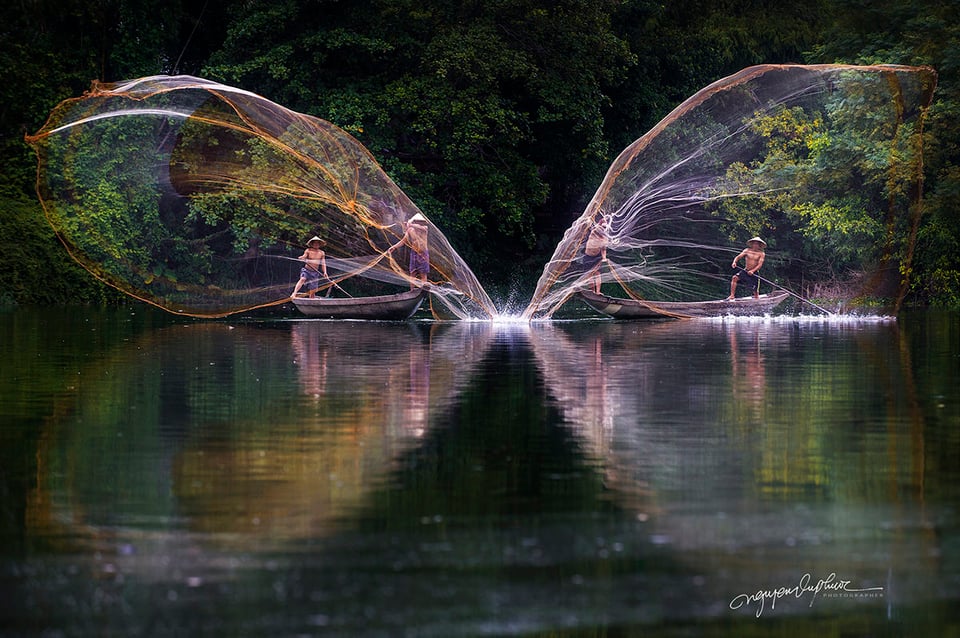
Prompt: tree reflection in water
<box><xmin>11</xmin><ymin>312</ymin><xmax>957</xmax><ymax>635</ymax></box>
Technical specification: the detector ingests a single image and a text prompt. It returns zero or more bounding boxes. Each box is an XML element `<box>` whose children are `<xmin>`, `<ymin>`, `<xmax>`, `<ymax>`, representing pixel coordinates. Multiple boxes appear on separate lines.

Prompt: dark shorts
<box><xmin>300</xmin><ymin>266</ymin><xmax>321</xmax><ymax>291</ymax></box>
<box><xmin>409</xmin><ymin>251</ymin><xmax>430</xmax><ymax>277</ymax></box>
<box><xmin>733</xmin><ymin>268</ymin><xmax>759</xmax><ymax>291</ymax></box>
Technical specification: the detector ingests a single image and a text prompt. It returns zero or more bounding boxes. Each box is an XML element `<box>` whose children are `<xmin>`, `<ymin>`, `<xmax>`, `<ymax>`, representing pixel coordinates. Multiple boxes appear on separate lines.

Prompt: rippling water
<box><xmin>1</xmin><ymin>307</ymin><xmax>958</xmax><ymax>636</ymax></box>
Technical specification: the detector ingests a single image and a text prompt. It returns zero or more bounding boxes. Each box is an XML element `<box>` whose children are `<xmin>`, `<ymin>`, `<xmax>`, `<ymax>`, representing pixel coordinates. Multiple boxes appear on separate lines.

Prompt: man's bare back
<box><xmin>404</xmin><ymin>223</ymin><xmax>428</xmax><ymax>255</ymax></box>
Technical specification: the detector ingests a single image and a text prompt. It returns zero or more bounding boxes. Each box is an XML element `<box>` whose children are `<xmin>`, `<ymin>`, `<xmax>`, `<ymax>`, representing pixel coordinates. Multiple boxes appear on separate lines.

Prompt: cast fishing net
<box><xmin>26</xmin><ymin>76</ymin><xmax>496</xmax><ymax>318</ymax></box>
<box><xmin>523</xmin><ymin>64</ymin><xmax>937</xmax><ymax>319</ymax></box>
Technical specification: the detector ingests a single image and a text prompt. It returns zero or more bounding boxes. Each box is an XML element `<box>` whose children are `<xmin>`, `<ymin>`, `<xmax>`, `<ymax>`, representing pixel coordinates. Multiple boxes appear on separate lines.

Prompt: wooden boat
<box><xmin>292</xmin><ymin>289</ymin><xmax>427</xmax><ymax>320</ymax></box>
<box><xmin>577</xmin><ymin>289</ymin><xmax>791</xmax><ymax>319</ymax></box>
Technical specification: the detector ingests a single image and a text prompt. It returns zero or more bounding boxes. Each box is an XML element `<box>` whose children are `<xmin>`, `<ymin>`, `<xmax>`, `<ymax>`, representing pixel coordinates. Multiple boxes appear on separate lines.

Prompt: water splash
<box><xmin>522</xmin><ymin>64</ymin><xmax>936</xmax><ymax>320</ymax></box>
<box><xmin>27</xmin><ymin>75</ymin><xmax>496</xmax><ymax>319</ymax></box>
<box><xmin>26</xmin><ymin>67</ymin><xmax>936</xmax><ymax>323</ymax></box>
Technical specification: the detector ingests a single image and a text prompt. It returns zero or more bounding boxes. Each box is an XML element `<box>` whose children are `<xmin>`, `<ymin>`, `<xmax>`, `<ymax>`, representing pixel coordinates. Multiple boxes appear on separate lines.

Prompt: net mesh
<box><xmin>27</xmin><ymin>66</ymin><xmax>936</xmax><ymax>320</ymax></box>
<box><xmin>26</xmin><ymin>76</ymin><xmax>496</xmax><ymax>318</ymax></box>
<box><xmin>523</xmin><ymin>64</ymin><xmax>937</xmax><ymax>319</ymax></box>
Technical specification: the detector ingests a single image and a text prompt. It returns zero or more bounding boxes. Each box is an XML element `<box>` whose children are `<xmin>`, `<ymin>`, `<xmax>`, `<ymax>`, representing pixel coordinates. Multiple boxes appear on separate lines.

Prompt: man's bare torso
<box><xmin>741</xmin><ymin>247</ymin><xmax>763</xmax><ymax>271</ymax></box>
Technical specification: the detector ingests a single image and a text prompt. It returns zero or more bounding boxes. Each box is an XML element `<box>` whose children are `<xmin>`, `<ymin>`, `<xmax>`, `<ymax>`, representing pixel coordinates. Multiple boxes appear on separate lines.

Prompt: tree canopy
<box><xmin>2</xmin><ymin>0</ymin><xmax>958</xmax><ymax>307</ymax></box>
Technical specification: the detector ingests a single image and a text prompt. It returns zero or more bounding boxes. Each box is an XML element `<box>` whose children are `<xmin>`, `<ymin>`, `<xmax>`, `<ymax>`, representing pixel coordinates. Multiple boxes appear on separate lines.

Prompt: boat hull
<box><xmin>292</xmin><ymin>289</ymin><xmax>427</xmax><ymax>320</ymax></box>
<box><xmin>577</xmin><ymin>290</ymin><xmax>790</xmax><ymax>319</ymax></box>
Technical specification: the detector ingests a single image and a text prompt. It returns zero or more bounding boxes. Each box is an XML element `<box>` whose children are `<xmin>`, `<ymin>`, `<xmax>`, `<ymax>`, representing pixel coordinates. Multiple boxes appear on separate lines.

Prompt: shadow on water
<box><xmin>1</xmin><ymin>308</ymin><xmax>959</xmax><ymax>635</ymax></box>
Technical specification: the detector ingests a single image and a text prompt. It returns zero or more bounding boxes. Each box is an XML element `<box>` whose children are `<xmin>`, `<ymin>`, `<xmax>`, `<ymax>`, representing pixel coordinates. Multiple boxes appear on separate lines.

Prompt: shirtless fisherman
<box><xmin>388</xmin><ymin>213</ymin><xmax>430</xmax><ymax>288</ymax></box>
<box><xmin>291</xmin><ymin>235</ymin><xmax>329</xmax><ymax>298</ymax></box>
<box><xmin>727</xmin><ymin>237</ymin><xmax>766</xmax><ymax>299</ymax></box>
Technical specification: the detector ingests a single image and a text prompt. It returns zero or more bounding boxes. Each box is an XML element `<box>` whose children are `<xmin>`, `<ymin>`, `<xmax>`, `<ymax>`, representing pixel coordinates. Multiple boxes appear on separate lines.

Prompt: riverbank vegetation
<box><xmin>2</xmin><ymin>0</ymin><xmax>958</xmax><ymax>307</ymax></box>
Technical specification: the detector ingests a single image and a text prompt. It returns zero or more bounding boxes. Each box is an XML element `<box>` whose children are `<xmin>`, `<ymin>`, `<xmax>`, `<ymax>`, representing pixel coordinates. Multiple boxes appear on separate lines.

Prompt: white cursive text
<box><xmin>729</xmin><ymin>572</ymin><xmax>884</xmax><ymax>617</ymax></box>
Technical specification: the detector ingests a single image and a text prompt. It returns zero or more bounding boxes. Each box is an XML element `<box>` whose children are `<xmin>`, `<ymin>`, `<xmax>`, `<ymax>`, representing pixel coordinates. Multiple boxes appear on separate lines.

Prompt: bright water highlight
<box><xmin>1</xmin><ymin>307</ymin><xmax>958</xmax><ymax>635</ymax></box>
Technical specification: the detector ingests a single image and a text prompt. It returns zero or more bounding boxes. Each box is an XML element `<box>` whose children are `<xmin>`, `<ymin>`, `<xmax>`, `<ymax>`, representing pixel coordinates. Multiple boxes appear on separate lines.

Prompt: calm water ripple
<box><xmin>1</xmin><ymin>307</ymin><xmax>958</xmax><ymax>636</ymax></box>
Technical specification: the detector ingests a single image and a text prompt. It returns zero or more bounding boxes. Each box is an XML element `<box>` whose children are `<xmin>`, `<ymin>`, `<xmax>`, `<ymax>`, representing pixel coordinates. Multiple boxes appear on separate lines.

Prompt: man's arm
<box><xmin>387</xmin><ymin>223</ymin><xmax>410</xmax><ymax>253</ymax></box>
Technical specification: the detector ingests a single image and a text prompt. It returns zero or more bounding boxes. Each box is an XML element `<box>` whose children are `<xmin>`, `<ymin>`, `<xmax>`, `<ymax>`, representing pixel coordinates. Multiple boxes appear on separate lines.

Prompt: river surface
<box><xmin>1</xmin><ymin>306</ymin><xmax>958</xmax><ymax>636</ymax></box>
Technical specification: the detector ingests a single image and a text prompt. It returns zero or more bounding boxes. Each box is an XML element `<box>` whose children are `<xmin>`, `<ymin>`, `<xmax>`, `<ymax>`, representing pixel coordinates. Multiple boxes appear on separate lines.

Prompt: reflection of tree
<box><xmin>10</xmin><ymin>312</ymin><xmax>949</xmax><ymax>629</ymax></box>
<box><xmin>26</xmin><ymin>320</ymin><xmax>497</xmax><ymax>549</ymax></box>
<box><xmin>528</xmin><ymin>318</ymin><xmax>943</xmax><ymax>620</ymax></box>
<box><xmin>539</xmin><ymin>328</ymin><xmax>614</xmax><ymax>453</ymax></box>
<box><xmin>175</xmin><ymin>322</ymin><xmax>496</xmax><ymax>543</ymax></box>
<box><xmin>860</xmin><ymin>319</ymin><xmax>937</xmax><ymax>601</ymax></box>
<box><xmin>353</xmin><ymin>325</ymin><xmax>628</xmax><ymax>523</ymax></box>
<box><xmin>527</xmin><ymin>323</ymin><xmax>653</xmax><ymax>513</ymax></box>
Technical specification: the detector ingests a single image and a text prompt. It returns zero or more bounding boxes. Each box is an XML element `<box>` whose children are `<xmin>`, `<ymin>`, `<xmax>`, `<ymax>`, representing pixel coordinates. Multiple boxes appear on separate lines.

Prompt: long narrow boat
<box><xmin>292</xmin><ymin>289</ymin><xmax>427</xmax><ymax>320</ymax></box>
<box><xmin>577</xmin><ymin>289</ymin><xmax>790</xmax><ymax>319</ymax></box>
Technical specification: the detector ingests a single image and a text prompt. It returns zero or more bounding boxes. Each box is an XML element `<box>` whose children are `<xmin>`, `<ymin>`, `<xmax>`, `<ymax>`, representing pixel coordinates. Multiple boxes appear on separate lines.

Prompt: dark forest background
<box><xmin>1</xmin><ymin>0</ymin><xmax>958</xmax><ymax>307</ymax></box>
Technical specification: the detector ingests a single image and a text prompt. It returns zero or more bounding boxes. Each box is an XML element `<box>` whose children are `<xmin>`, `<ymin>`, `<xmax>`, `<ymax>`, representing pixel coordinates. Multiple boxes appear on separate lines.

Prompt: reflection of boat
<box><xmin>577</xmin><ymin>290</ymin><xmax>790</xmax><ymax>319</ymax></box>
<box><xmin>292</xmin><ymin>289</ymin><xmax>427</xmax><ymax>320</ymax></box>
<box><xmin>27</xmin><ymin>319</ymin><xmax>497</xmax><ymax>548</ymax></box>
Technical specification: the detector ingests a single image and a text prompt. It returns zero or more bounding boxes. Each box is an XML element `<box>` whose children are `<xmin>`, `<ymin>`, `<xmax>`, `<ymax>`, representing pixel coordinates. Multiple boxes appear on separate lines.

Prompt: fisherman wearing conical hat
<box><xmin>291</xmin><ymin>235</ymin><xmax>329</xmax><ymax>298</ymax></box>
<box><xmin>388</xmin><ymin>213</ymin><xmax>431</xmax><ymax>289</ymax></box>
<box><xmin>727</xmin><ymin>237</ymin><xmax>766</xmax><ymax>300</ymax></box>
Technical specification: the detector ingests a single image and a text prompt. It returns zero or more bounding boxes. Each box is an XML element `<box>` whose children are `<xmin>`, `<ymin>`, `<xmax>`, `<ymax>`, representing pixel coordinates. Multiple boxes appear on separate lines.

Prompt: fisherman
<box><xmin>388</xmin><ymin>213</ymin><xmax>430</xmax><ymax>288</ymax></box>
<box><xmin>727</xmin><ymin>237</ymin><xmax>766</xmax><ymax>300</ymax></box>
<box><xmin>291</xmin><ymin>235</ymin><xmax>329</xmax><ymax>298</ymax></box>
<box><xmin>583</xmin><ymin>214</ymin><xmax>610</xmax><ymax>293</ymax></box>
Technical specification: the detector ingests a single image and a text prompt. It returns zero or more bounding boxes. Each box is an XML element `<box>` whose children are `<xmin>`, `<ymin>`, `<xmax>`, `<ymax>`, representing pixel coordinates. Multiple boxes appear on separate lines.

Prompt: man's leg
<box><xmin>292</xmin><ymin>276</ymin><xmax>305</xmax><ymax>297</ymax></box>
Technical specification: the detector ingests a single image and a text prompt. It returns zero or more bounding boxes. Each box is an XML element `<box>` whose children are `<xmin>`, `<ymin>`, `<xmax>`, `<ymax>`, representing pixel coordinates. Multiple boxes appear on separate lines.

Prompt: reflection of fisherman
<box><xmin>291</xmin><ymin>324</ymin><xmax>328</xmax><ymax>398</ymax></box>
<box><xmin>583</xmin><ymin>214</ymin><xmax>610</xmax><ymax>293</ymax></box>
<box><xmin>727</xmin><ymin>237</ymin><xmax>766</xmax><ymax>300</ymax></box>
<box><xmin>388</xmin><ymin>213</ymin><xmax>430</xmax><ymax>288</ymax></box>
<box><xmin>291</xmin><ymin>236</ymin><xmax>329</xmax><ymax>298</ymax></box>
<box><xmin>729</xmin><ymin>327</ymin><xmax>766</xmax><ymax>410</ymax></box>
<box><xmin>403</xmin><ymin>339</ymin><xmax>431</xmax><ymax>437</ymax></box>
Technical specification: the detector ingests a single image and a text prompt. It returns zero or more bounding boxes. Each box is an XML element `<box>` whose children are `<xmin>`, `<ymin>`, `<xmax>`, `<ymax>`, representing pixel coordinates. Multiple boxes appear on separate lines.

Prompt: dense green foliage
<box><xmin>713</xmin><ymin>75</ymin><xmax>930</xmax><ymax>300</ymax></box>
<box><xmin>2</xmin><ymin>0</ymin><xmax>958</xmax><ymax>306</ymax></box>
<box><xmin>810</xmin><ymin>0</ymin><xmax>960</xmax><ymax>306</ymax></box>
